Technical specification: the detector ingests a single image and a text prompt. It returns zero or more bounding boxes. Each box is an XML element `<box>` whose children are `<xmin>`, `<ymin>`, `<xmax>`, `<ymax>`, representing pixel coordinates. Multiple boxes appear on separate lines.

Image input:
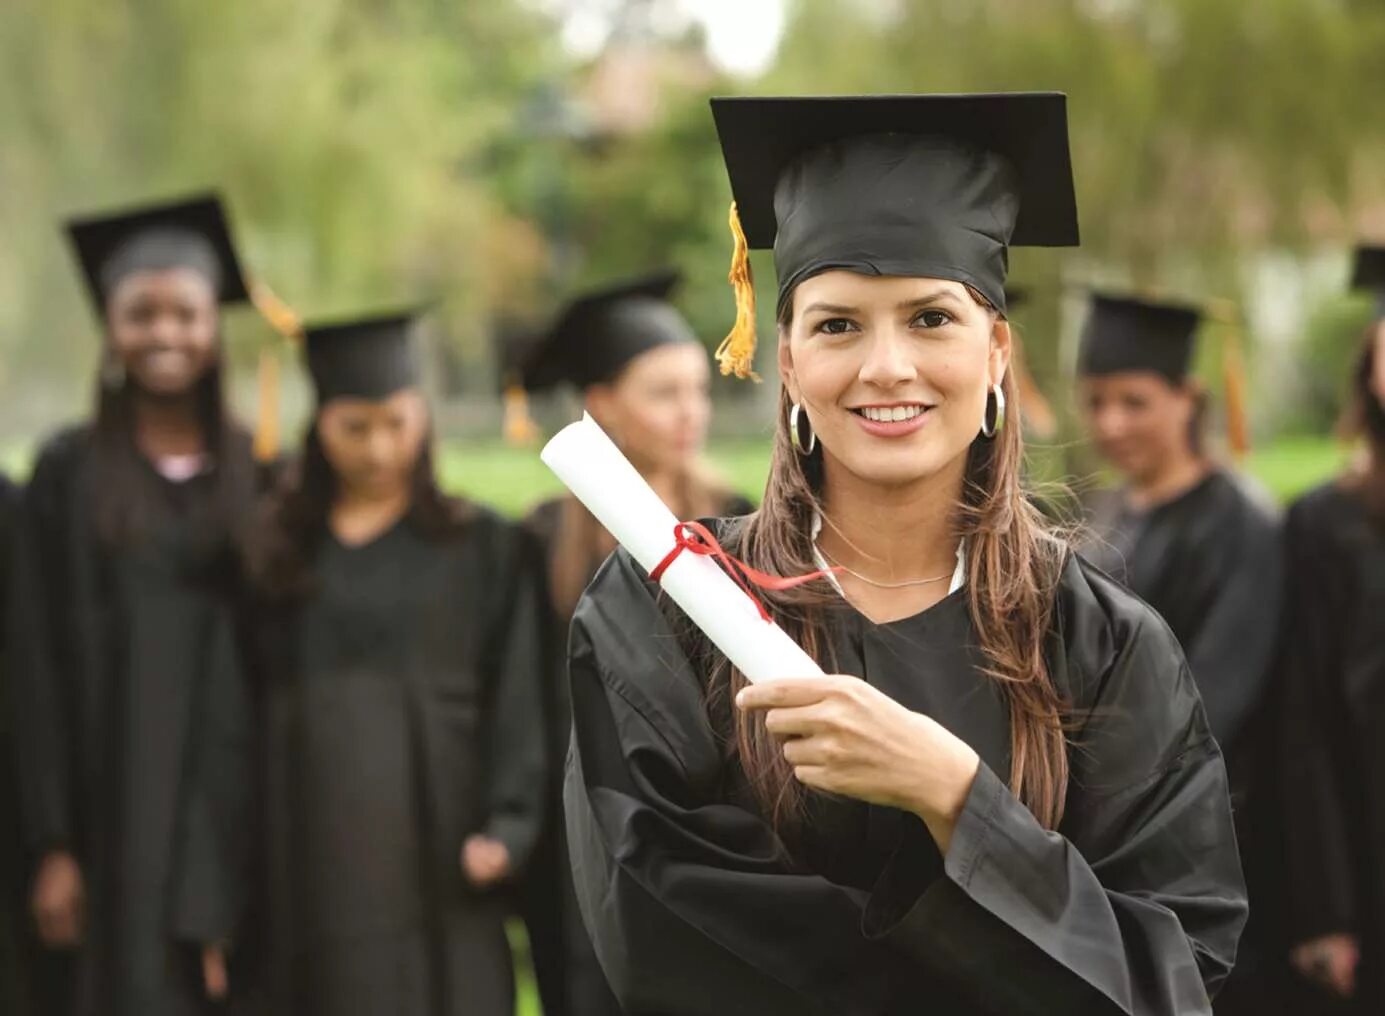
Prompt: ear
<box><xmin>988</xmin><ymin>317</ymin><xmax>1013</xmax><ymax>387</ymax></box>
<box><xmin>777</xmin><ymin>326</ymin><xmax>802</xmax><ymax>404</ymax></box>
<box><xmin>584</xmin><ymin>384</ymin><xmax>615</xmax><ymax>430</ymax></box>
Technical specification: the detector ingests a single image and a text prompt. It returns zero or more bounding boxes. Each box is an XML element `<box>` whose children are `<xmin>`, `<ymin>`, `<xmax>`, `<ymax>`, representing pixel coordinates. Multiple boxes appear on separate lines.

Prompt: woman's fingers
<box><xmin>736</xmin><ymin>675</ymin><xmax>851</xmax><ymax>712</ymax></box>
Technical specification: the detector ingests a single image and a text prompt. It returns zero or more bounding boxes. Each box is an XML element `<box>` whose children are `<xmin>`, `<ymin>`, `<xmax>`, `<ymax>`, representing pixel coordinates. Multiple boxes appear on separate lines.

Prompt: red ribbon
<box><xmin>649</xmin><ymin>520</ymin><xmax>840</xmax><ymax>622</ymax></box>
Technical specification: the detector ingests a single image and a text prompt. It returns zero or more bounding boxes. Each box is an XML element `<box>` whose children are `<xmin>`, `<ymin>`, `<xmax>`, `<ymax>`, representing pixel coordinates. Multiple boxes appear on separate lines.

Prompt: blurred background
<box><xmin>6</xmin><ymin>0</ymin><xmax>1385</xmax><ymax>511</ymax></box>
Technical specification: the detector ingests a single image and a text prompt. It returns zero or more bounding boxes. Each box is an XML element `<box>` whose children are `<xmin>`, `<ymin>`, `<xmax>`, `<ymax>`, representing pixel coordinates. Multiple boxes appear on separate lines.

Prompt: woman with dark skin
<box><xmin>513</xmin><ymin>272</ymin><xmax>751</xmax><ymax>1016</ymax></box>
<box><xmin>245</xmin><ymin>311</ymin><xmax>545</xmax><ymax>1016</ymax></box>
<box><xmin>563</xmin><ymin>93</ymin><xmax>1246</xmax><ymax>1016</ymax></box>
<box><xmin>1279</xmin><ymin>251</ymin><xmax>1385</xmax><ymax>1013</ymax></box>
<box><xmin>10</xmin><ymin>194</ymin><xmax>261</xmax><ymax>1015</ymax></box>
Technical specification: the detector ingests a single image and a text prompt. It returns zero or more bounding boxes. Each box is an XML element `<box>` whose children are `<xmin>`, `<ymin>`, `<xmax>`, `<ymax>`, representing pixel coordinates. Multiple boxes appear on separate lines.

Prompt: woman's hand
<box><xmin>1290</xmin><ymin>933</ymin><xmax>1358</xmax><ymax>998</ymax></box>
<box><xmin>32</xmin><ymin>850</ymin><xmax>84</xmax><ymax>948</ymax></box>
<box><xmin>202</xmin><ymin>943</ymin><xmax>230</xmax><ymax>1001</ymax></box>
<box><xmin>737</xmin><ymin>675</ymin><xmax>980</xmax><ymax>853</ymax></box>
<box><xmin>461</xmin><ymin>835</ymin><xmax>513</xmax><ymax>888</ymax></box>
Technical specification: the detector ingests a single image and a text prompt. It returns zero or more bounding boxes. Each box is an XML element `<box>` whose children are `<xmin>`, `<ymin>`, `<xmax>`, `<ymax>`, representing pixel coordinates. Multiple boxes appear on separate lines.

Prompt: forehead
<box><xmin>790</xmin><ymin>271</ymin><xmax>973</xmax><ymax>310</ymax></box>
<box><xmin>1081</xmin><ymin>371</ymin><xmax>1180</xmax><ymax>396</ymax></box>
<box><xmin>106</xmin><ymin>265</ymin><xmax>218</xmax><ymax>306</ymax></box>
<box><xmin>321</xmin><ymin>387</ymin><xmax>424</xmax><ymax>416</ymax></box>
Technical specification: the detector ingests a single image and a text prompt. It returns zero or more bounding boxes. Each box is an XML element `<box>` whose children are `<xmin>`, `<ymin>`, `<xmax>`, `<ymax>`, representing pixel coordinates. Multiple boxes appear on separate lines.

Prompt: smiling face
<box><xmin>585</xmin><ymin>342</ymin><xmax>712</xmax><ymax>476</ymax></box>
<box><xmin>316</xmin><ymin>387</ymin><xmax>430</xmax><ymax>501</ymax></box>
<box><xmin>1079</xmin><ymin>372</ymin><xmax>1197</xmax><ymax>484</ymax></box>
<box><xmin>105</xmin><ymin>267</ymin><xmax>220</xmax><ymax>397</ymax></box>
<box><xmin>777</xmin><ymin>271</ymin><xmax>1009</xmax><ymax>491</ymax></box>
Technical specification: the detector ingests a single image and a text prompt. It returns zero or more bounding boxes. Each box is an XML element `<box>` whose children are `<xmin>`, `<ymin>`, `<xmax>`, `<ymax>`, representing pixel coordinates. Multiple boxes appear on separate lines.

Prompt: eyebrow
<box><xmin>800</xmin><ymin>288</ymin><xmax>962</xmax><ymax>317</ymax></box>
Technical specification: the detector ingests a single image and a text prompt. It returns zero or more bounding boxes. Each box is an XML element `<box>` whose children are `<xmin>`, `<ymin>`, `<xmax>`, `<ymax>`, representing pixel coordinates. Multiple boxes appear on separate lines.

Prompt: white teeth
<box><xmin>860</xmin><ymin>405</ymin><xmax>924</xmax><ymax>423</ymax></box>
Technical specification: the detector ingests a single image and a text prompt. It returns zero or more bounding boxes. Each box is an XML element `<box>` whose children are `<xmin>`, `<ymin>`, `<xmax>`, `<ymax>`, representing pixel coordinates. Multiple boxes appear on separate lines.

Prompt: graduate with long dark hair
<box><xmin>563</xmin><ymin>93</ymin><xmax>1247</xmax><ymax>1015</ymax></box>
<box><xmin>514</xmin><ymin>271</ymin><xmax>751</xmax><ymax>1016</ymax></box>
<box><xmin>10</xmin><ymin>194</ymin><xmax>263</xmax><ymax>1015</ymax></box>
<box><xmin>246</xmin><ymin>311</ymin><xmax>545</xmax><ymax>1016</ymax></box>
<box><xmin>1278</xmin><ymin>248</ymin><xmax>1385</xmax><ymax>1013</ymax></box>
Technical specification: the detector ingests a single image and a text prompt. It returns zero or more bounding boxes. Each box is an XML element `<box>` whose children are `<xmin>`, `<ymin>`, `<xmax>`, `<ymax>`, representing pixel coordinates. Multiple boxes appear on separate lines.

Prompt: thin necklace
<box><xmin>816</xmin><ymin>546</ymin><xmax>953</xmax><ymax>590</ymax></box>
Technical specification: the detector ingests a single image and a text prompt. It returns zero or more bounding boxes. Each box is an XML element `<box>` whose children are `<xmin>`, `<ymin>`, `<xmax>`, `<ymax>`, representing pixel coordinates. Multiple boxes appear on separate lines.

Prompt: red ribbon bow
<box><xmin>649</xmin><ymin>520</ymin><xmax>839</xmax><ymax>622</ymax></box>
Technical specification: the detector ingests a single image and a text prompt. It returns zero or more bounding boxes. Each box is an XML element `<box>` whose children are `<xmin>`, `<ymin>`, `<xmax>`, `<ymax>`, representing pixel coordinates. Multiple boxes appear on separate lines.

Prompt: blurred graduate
<box><xmin>1076</xmin><ymin>294</ymin><xmax>1281</xmax><ymax>751</ymax></box>
<box><xmin>1277</xmin><ymin>246</ymin><xmax>1385</xmax><ymax>1014</ymax></box>
<box><xmin>242</xmin><ymin>309</ymin><xmax>545</xmax><ymax>1016</ymax></box>
<box><xmin>509</xmin><ymin>271</ymin><xmax>750</xmax><ymax>1016</ymax></box>
<box><xmin>1073</xmin><ymin>293</ymin><xmax>1283</xmax><ymax>1012</ymax></box>
<box><xmin>563</xmin><ymin>93</ymin><xmax>1246</xmax><ymax>1014</ymax></box>
<box><xmin>8</xmin><ymin>194</ymin><xmax>272</xmax><ymax>1014</ymax></box>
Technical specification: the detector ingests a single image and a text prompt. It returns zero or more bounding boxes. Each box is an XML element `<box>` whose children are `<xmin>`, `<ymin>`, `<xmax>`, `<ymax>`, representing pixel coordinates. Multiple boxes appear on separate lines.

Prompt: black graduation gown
<box><xmin>1278</xmin><ymin>481</ymin><xmax>1385</xmax><ymax>1013</ymax></box>
<box><xmin>565</xmin><ymin>525</ymin><xmax>1247</xmax><ymax>1016</ymax></box>
<box><xmin>252</xmin><ymin>510</ymin><xmax>545</xmax><ymax>1016</ymax></box>
<box><xmin>9</xmin><ymin>426</ymin><xmax>256</xmax><ymax>1016</ymax></box>
<box><xmin>518</xmin><ymin>492</ymin><xmax>753</xmax><ymax>1016</ymax></box>
<box><xmin>0</xmin><ymin>473</ymin><xmax>33</xmax><ymax>1016</ymax></box>
<box><xmin>1082</xmin><ymin>470</ymin><xmax>1282</xmax><ymax>752</ymax></box>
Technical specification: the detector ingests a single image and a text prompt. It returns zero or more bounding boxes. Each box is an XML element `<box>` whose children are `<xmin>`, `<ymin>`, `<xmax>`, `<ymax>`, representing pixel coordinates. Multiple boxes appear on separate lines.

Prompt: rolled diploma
<box><xmin>541</xmin><ymin>413</ymin><xmax>823</xmax><ymax>683</ymax></box>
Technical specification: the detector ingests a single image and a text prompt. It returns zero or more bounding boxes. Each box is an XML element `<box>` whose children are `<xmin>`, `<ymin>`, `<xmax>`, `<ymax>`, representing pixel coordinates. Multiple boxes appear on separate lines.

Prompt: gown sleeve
<box><xmin>1276</xmin><ymin>495</ymin><xmax>1356</xmax><ymax>942</ymax></box>
<box><xmin>1180</xmin><ymin>501</ymin><xmax>1282</xmax><ymax>748</ymax></box>
<box><xmin>478</xmin><ymin>519</ymin><xmax>548</xmax><ymax>873</ymax></box>
<box><xmin>863</xmin><ymin>560</ymin><xmax>1247</xmax><ymax>1015</ymax></box>
<box><xmin>8</xmin><ymin>439</ymin><xmax>77</xmax><ymax>855</ymax></box>
<box><xmin>168</xmin><ymin>603</ymin><xmax>255</xmax><ymax>945</ymax></box>
<box><xmin>565</xmin><ymin>550</ymin><xmax>896</xmax><ymax>1016</ymax></box>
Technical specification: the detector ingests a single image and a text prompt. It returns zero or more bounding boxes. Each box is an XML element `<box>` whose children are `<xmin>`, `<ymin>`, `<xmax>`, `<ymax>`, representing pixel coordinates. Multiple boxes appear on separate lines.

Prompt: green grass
<box><xmin>438</xmin><ymin>433</ymin><xmax>1351</xmax><ymax>519</ymax></box>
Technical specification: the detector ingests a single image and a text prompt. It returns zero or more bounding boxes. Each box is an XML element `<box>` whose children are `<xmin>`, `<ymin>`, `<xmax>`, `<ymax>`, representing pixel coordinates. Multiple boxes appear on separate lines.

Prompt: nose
<box><xmin>857</xmin><ymin>326</ymin><xmax>917</xmax><ymax>390</ymax></box>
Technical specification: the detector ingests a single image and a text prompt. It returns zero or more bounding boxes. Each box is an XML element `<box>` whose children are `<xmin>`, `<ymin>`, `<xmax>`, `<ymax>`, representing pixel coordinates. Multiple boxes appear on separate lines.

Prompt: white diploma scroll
<box><xmin>541</xmin><ymin>413</ymin><xmax>823</xmax><ymax>683</ymax></box>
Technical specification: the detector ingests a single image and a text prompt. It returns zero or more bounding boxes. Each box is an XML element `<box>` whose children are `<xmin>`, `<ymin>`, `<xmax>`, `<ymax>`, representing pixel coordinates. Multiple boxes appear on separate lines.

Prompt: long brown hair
<box><xmin>1338</xmin><ymin>322</ymin><xmax>1385</xmax><ymax>526</ymax></box>
<box><xmin>722</xmin><ymin>288</ymin><xmax>1071</xmax><ymax>833</ymax></box>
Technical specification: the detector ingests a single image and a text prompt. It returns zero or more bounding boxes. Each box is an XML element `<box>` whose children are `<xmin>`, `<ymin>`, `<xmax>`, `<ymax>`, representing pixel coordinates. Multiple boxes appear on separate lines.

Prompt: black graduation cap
<box><xmin>521</xmin><ymin>269</ymin><xmax>697</xmax><ymax>392</ymax></box>
<box><xmin>708</xmin><ymin>92</ymin><xmax>1079</xmax><ymax>378</ymax></box>
<box><xmin>1077</xmin><ymin>293</ymin><xmax>1202</xmax><ymax>382</ymax></box>
<box><xmin>65</xmin><ymin>192</ymin><xmax>250</xmax><ymax>311</ymax></box>
<box><xmin>303</xmin><ymin>309</ymin><xmax>423</xmax><ymax>403</ymax></box>
<box><xmin>1350</xmin><ymin>244</ymin><xmax>1385</xmax><ymax>316</ymax></box>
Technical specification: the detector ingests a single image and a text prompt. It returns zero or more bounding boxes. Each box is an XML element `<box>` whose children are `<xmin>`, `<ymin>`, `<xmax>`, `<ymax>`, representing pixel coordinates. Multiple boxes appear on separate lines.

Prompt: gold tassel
<box><xmin>714</xmin><ymin>202</ymin><xmax>759</xmax><ymax>381</ymax></box>
<box><xmin>503</xmin><ymin>381</ymin><xmax>541</xmax><ymax>447</ymax></box>
<box><xmin>1009</xmin><ymin>335</ymin><xmax>1057</xmax><ymax>439</ymax></box>
<box><xmin>247</xmin><ymin>277</ymin><xmax>302</xmax><ymax>463</ymax></box>
<box><xmin>253</xmin><ymin>346</ymin><xmax>282</xmax><ymax>464</ymax></box>
<box><xmin>1208</xmin><ymin>299</ymin><xmax>1251</xmax><ymax>459</ymax></box>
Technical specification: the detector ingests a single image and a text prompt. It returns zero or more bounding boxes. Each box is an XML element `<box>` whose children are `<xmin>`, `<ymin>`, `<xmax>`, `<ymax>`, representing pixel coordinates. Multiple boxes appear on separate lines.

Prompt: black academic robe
<box><xmin>1278</xmin><ymin>481</ymin><xmax>1385</xmax><ymax>1013</ymax></box>
<box><xmin>250</xmin><ymin>510</ymin><xmax>545</xmax><ymax>1016</ymax></box>
<box><xmin>0</xmin><ymin>473</ymin><xmax>33</xmax><ymax>1016</ymax></box>
<box><xmin>519</xmin><ymin>492</ymin><xmax>753</xmax><ymax>1016</ymax></box>
<box><xmin>565</xmin><ymin>522</ymin><xmax>1247</xmax><ymax>1016</ymax></box>
<box><xmin>1082</xmin><ymin>469</ymin><xmax>1282</xmax><ymax>753</ymax></box>
<box><xmin>9</xmin><ymin>425</ymin><xmax>256</xmax><ymax>1016</ymax></box>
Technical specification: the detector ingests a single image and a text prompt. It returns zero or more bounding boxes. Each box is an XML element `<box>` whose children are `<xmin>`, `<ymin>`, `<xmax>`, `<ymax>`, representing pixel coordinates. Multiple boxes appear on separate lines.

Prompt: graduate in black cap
<box><xmin>8</xmin><ymin>193</ymin><xmax>276</xmax><ymax>1015</ymax></box>
<box><xmin>562</xmin><ymin>93</ymin><xmax>1245</xmax><ymax>1015</ymax></box>
<box><xmin>513</xmin><ymin>270</ymin><xmax>750</xmax><ymax>1016</ymax></box>
<box><xmin>1077</xmin><ymin>292</ymin><xmax>1281</xmax><ymax>753</ymax></box>
<box><xmin>243</xmin><ymin>310</ymin><xmax>545</xmax><ymax>1016</ymax></box>
<box><xmin>1276</xmin><ymin>247</ymin><xmax>1385</xmax><ymax>1013</ymax></box>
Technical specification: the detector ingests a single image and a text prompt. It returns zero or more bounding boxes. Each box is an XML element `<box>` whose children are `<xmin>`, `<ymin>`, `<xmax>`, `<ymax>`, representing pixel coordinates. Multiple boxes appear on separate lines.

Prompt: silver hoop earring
<box><xmin>980</xmin><ymin>383</ymin><xmax>1005</xmax><ymax>439</ymax></box>
<box><xmin>789</xmin><ymin>402</ymin><xmax>817</xmax><ymax>455</ymax></box>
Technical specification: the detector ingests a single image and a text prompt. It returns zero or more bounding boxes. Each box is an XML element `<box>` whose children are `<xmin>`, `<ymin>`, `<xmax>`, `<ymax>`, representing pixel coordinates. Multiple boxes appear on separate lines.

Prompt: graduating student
<box><xmin>245</xmin><ymin>310</ymin><xmax>545</xmax><ymax>1016</ymax></box>
<box><xmin>9</xmin><ymin>194</ymin><xmax>262</xmax><ymax>1015</ymax></box>
<box><xmin>1278</xmin><ymin>247</ymin><xmax>1385</xmax><ymax>1013</ymax></box>
<box><xmin>563</xmin><ymin>93</ymin><xmax>1247</xmax><ymax>1016</ymax></box>
<box><xmin>1077</xmin><ymin>293</ymin><xmax>1281</xmax><ymax>754</ymax></box>
<box><xmin>513</xmin><ymin>271</ymin><xmax>751</xmax><ymax>1016</ymax></box>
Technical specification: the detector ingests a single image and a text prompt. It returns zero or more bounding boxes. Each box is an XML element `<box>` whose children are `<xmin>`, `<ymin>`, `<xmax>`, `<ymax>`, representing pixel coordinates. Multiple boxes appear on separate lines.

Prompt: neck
<box><xmin>644</xmin><ymin>466</ymin><xmax>683</xmax><ymax>512</ymax></box>
<box><xmin>1128</xmin><ymin>446</ymin><xmax>1209</xmax><ymax>509</ymax></box>
<box><xmin>331</xmin><ymin>483</ymin><xmax>413</xmax><ymax>545</ymax></box>
<box><xmin>816</xmin><ymin>451</ymin><xmax>965</xmax><ymax>620</ymax></box>
<box><xmin>130</xmin><ymin>390</ymin><xmax>206</xmax><ymax>458</ymax></box>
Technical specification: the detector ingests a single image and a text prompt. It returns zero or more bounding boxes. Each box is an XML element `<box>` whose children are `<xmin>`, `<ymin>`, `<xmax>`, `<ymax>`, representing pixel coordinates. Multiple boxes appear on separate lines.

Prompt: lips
<box><xmin>849</xmin><ymin>402</ymin><xmax>933</xmax><ymax>437</ymax></box>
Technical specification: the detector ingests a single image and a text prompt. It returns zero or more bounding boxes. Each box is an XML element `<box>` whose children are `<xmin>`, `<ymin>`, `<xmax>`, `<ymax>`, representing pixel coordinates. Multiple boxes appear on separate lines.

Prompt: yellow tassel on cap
<box><xmin>1208</xmin><ymin>299</ymin><xmax>1251</xmax><ymax>460</ymax></box>
<box><xmin>247</xmin><ymin>278</ymin><xmax>303</xmax><ymax>463</ymax></box>
<box><xmin>714</xmin><ymin>202</ymin><xmax>759</xmax><ymax>381</ymax></box>
<box><xmin>503</xmin><ymin>381</ymin><xmax>541</xmax><ymax>447</ymax></box>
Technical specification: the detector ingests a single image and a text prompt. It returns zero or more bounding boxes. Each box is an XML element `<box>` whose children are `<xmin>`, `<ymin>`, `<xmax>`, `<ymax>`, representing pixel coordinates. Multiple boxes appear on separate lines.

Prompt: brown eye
<box><xmin>914</xmin><ymin>309</ymin><xmax>951</xmax><ymax>329</ymax></box>
<box><xmin>816</xmin><ymin>317</ymin><xmax>856</xmax><ymax>335</ymax></box>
